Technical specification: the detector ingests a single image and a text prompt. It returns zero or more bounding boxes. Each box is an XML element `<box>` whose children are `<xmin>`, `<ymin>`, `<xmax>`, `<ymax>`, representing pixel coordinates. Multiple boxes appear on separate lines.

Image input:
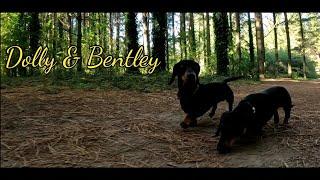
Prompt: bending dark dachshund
<box><xmin>216</xmin><ymin>86</ymin><xmax>294</xmax><ymax>154</ymax></box>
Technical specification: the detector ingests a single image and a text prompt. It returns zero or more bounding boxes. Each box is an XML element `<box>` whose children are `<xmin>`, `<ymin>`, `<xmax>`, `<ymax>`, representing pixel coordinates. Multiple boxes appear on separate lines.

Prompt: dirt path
<box><xmin>1</xmin><ymin>80</ymin><xmax>319</xmax><ymax>167</ymax></box>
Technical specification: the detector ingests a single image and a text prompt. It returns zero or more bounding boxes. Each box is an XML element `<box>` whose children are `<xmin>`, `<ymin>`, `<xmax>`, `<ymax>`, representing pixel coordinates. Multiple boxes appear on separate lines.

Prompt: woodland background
<box><xmin>1</xmin><ymin>12</ymin><xmax>319</xmax><ymax>89</ymax></box>
<box><xmin>1</xmin><ymin>12</ymin><xmax>320</xmax><ymax>168</ymax></box>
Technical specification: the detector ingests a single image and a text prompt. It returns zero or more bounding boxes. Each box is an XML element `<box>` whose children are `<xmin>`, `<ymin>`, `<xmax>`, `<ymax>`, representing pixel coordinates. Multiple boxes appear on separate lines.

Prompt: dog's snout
<box><xmin>187</xmin><ymin>73</ymin><xmax>195</xmax><ymax>79</ymax></box>
<box><xmin>186</xmin><ymin>69</ymin><xmax>196</xmax><ymax>79</ymax></box>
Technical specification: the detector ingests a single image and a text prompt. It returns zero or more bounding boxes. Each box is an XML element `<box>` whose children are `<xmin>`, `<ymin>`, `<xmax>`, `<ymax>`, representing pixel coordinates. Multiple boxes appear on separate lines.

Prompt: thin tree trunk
<box><xmin>198</xmin><ymin>15</ymin><xmax>201</xmax><ymax>47</ymax></box>
<box><xmin>189</xmin><ymin>13</ymin><xmax>196</xmax><ymax>58</ymax></box>
<box><xmin>228</xmin><ymin>13</ymin><xmax>234</xmax><ymax>75</ymax></box>
<box><xmin>53</xmin><ymin>13</ymin><xmax>57</xmax><ymax>61</ymax></box>
<box><xmin>248</xmin><ymin>12</ymin><xmax>255</xmax><ymax>77</ymax></box>
<box><xmin>91</xmin><ymin>13</ymin><xmax>97</xmax><ymax>45</ymax></box>
<box><xmin>273</xmin><ymin>13</ymin><xmax>279</xmax><ymax>77</ymax></box>
<box><xmin>58</xmin><ymin>14</ymin><xmax>64</xmax><ymax>52</ymax></box>
<box><xmin>98</xmin><ymin>13</ymin><xmax>103</xmax><ymax>47</ymax></box>
<box><xmin>206</xmin><ymin>13</ymin><xmax>211</xmax><ymax>62</ymax></box>
<box><xmin>171</xmin><ymin>13</ymin><xmax>176</xmax><ymax>60</ymax></box>
<box><xmin>142</xmin><ymin>12</ymin><xmax>151</xmax><ymax>55</ymax></box>
<box><xmin>202</xmin><ymin>13</ymin><xmax>206</xmax><ymax>61</ymax></box>
<box><xmin>103</xmin><ymin>13</ymin><xmax>108</xmax><ymax>55</ymax></box>
<box><xmin>115</xmin><ymin>13</ymin><xmax>120</xmax><ymax>56</ymax></box>
<box><xmin>17</xmin><ymin>13</ymin><xmax>27</xmax><ymax>76</ymax></box>
<box><xmin>29</xmin><ymin>12</ymin><xmax>41</xmax><ymax>76</ymax></box>
<box><xmin>180</xmin><ymin>13</ymin><xmax>187</xmax><ymax>59</ymax></box>
<box><xmin>255</xmin><ymin>13</ymin><xmax>265</xmax><ymax>79</ymax></box>
<box><xmin>284</xmin><ymin>13</ymin><xmax>292</xmax><ymax>78</ymax></box>
<box><xmin>109</xmin><ymin>13</ymin><xmax>113</xmax><ymax>54</ymax></box>
<box><xmin>166</xmin><ymin>13</ymin><xmax>169</xmax><ymax>70</ymax></box>
<box><xmin>68</xmin><ymin>13</ymin><xmax>72</xmax><ymax>45</ymax></box>
<box><xmin>299</xmin><ymin>12</ymin><xmax>307</xmax><ymax>79</ymax></box>
<box><xmin>229</xmin><ymin>13</ymin><xmax>233</xmax><ymax>30</ymax></box>
<box><xmin>76</xmin><ymin>12</ymin><xmax>82</xmax><ymax>72</ymax></box>
<box><xmin>235</xmin><ymin>13</ymin><xmax>242</xmax><ymax>75</ymax></box>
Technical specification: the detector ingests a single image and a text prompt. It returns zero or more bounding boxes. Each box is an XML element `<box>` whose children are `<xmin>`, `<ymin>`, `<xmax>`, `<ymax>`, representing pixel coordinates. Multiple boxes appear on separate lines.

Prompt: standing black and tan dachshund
<box><xmin>168</xmin><ymin>60</ymin><xmax>242</xmax><ymax>129</ymax></box>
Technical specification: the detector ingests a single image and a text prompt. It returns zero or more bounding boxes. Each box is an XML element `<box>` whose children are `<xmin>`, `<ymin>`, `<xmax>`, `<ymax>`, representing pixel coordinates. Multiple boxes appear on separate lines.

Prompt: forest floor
<box><xmin>1</xmin><ymin>79</ymin><xmax>320</xmax><ymax>167</ymax></box>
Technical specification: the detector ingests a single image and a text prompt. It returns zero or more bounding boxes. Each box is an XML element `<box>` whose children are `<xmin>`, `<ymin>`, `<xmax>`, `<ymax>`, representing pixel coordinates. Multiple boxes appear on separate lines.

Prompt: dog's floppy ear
<box><xmin>192</xmin><ymin>61</ymin><xmax>200</xmax><ymax>76</ymax></box>
<box><xmin>168</xmin><ymin>62</ymin><xmax>180</xmax><ymax>85</ymax></box>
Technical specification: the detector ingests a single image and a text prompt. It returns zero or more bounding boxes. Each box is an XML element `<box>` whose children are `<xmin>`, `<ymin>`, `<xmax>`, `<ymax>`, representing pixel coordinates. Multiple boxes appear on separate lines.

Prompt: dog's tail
<box><xmin>223</xmin><ymin>76</ymin><xmax>244</xmax><ymax>83</ymax></box>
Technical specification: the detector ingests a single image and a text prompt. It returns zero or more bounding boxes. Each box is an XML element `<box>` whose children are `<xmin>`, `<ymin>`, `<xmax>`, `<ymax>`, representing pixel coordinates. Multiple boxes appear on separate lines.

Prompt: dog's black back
<box><xmin>260</xmin><ymin>86</ymin><xmax>293</xmax><ymax>109</ymax></box>
<box><xmin>179</xmin><ymin>82</ymin><xmax>235</xmax><ymax>118</ymax></box>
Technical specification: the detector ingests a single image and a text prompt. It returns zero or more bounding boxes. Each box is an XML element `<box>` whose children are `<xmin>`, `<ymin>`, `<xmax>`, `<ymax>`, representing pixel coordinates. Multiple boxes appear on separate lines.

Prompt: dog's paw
<box><xmin>273</xmin><ymin>127</ymin><xmax>277</xmax><ymax>133</ymax></box>
<box><xmin>189</xmin><ymin>120</ymin><xmax>197</xmax><ymax>127</ymax></box>
<box><xmin>213</xmin><ymin>133</ymin><xmax>220</xmax><ymax>137</ymax></box>
<box><xmin>180</xmin><ymin>122</ymin><xmax>189</xmax><ymax>129</ymax></box>
<box><xmin>283</xmin><ymin>121</ymin><xmax>289</xmax><ymax>126</ymax></box>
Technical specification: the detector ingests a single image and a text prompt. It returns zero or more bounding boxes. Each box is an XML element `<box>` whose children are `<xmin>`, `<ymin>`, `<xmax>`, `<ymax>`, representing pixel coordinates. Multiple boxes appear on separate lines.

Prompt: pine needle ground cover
<box><xmin>1</xmin><ymin>79</ymin><xmax>319</xmax><ymax>167</ymax></box>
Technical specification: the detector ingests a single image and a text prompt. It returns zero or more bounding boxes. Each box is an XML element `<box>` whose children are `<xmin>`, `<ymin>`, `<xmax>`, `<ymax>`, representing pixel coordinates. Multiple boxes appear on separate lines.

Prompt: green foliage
<box><xmin>1</xmin><ymin>12</ymin><xmax>319</xmax><ymax>81</ymax></box>
<box><xmin>1</xmin><ymin>71</ymin><xmax>260</xmax><ymax>94</ymax></box>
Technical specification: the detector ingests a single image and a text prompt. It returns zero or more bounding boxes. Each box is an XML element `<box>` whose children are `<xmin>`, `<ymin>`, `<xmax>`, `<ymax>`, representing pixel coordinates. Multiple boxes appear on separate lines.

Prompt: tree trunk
<box><xmin>299</xmin><ymin>12</ymin><xmax>307</xmax><ymax>79</ymax></box>
<box><xmin>17</xmin><ymin>13</ymin><xmax>27</xmax><ymax>77</ymax></box>
<box><xmin>273</xmin><ymin>13</ymin><xmax>279</xmax><ymax>77</ymax></box>
<box><xmin>58</xmin><ymin>14</ymin><xmax>64</xmax><ymax>52</ymax></box>
<box><xmin>189</xmin><ymin>13</ymin><xmax>196</xmax><ymax>59</ymax></box>
<box><xmin>109</xmin><ymin>13</ymin><xmax>114</xmax><ymax>54</ymax></box>
<box><xmin>152</xmin><ymin>12</ymin><xmax>167</xmax><ymax>71</ymax></box>
<box><xmin>202</xmin><ymin>13</ymin><xmax>206</xmax><ymax>61</ymax></box>
<box><xmin>91</xmin><ymin>13</ymin><xmax>97</xmax><ymax>45</ymax></box>
<box><xmin>68</xmin><ymin>13</ymin><xmax>72</xmax><ymax>45</ymax></box>
<box><xmin>248</xmin><ymin>12</ymin><xmax>255</xmax><ymax>77</ymax></box>
<box><xmin>235</xmin><ymin>13</ymin><xmax>242</xmax><ymax>74</ymax></box>
<box><xmin>53</xmin><ymin>13</ymin><xmax>57</xmax><ymax>60</ymax></box>
<box><xmin>171</xmin><ymin>13</ymin><xmax>176</xmax><ymax>60</ymax></box>
<box><xmin>115</xmin><ymin>13</ymin><xmax>120</xmax><ymax>56</ymax></box>
<box><xmin>206</xmin><ymin>13</ymin><xmax>211</xmax><ymax>62</ymax></box>
<box><xmin>98</xmin><ymin>13</ymin><xmax>103</xmax><ymax>48</ymax></box>
<box><xmin>213</xmin><ymin>12</ymin><xmax>229</xmax><ymax>76</ymax></box>
<box><xmin>76</xmin><ymin>12</ymin><xmax>82</xmax><ymax>72</ymax></box>
<box><xmin>142</xmin><ymin>12</ymin><xmax>151</xmax><ymax>55</ymax></box>
<box><xmin>180</xmin><ymin>13</ymin><xmax>187</xmax><ymax>59</ymax></box>
<box><xmin>29</xmin><ymin>12</ymin><xmax>41</xmax><ymax>76</ymax></box>
<box><xmin>102</xmin><ymin>13</ymin><xmax>108</xmax><ymax>55</ymax></box>
<box><xmin>284</xmin><ymin>13</ymin><xmax>292</xmax><ymax>78</ymax></box>
<box><xmin>255</xmin><ymin>13</ymin><xmax>265</xmax><ymax>79</ymax></box>
<box><xmin>166</xmin><ymin>14</ymin><xmax>169</xmax><ymax>70</ymax></box>
<box><xmin>228</xmin><ymin>13</ymin><xmax>234</xmax><ymax>75</ymax></box>
<box><xmin>125</xmin><ymin>12</ymin><xmax>139</xmax><ymax>73</ymax></box>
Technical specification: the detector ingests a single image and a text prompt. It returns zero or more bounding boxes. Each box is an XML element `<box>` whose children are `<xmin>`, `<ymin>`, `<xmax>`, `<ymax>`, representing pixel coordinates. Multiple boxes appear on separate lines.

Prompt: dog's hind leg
<box><xmin>283</xmin><ymin>106</ymin><xmax>291</xmax><ymax>124</ymax></box>
<box><xmin>226</xmin><ymin>97</ymin><xmax>234</xmax><ymax>112</ymax></box>
<box><xmin>209</xmin><ymin>104</ymin><xmax>217</xmax><ymax>118</ymax></box>
<box><xmin>274</xmin><ymin>110</ymin><xmax>279</xmax><ymax>127</ymax></box>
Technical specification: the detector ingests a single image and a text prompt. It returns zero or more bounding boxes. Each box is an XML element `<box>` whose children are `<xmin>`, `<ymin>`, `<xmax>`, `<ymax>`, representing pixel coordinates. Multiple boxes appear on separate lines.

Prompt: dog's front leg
<box><xmin>209</xmin><ymin>104</ymin><xmax>217</xmax><ymax>118</ymax></box>
<box><xmin>273</xmin><ymin>110</ymin><xmax>279</xmax><ymax>129</ymax></box>
<box><xmin>180</xmin><ymin>114</ymin><xmax>197</xmax><ymax>129</ymax></box>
